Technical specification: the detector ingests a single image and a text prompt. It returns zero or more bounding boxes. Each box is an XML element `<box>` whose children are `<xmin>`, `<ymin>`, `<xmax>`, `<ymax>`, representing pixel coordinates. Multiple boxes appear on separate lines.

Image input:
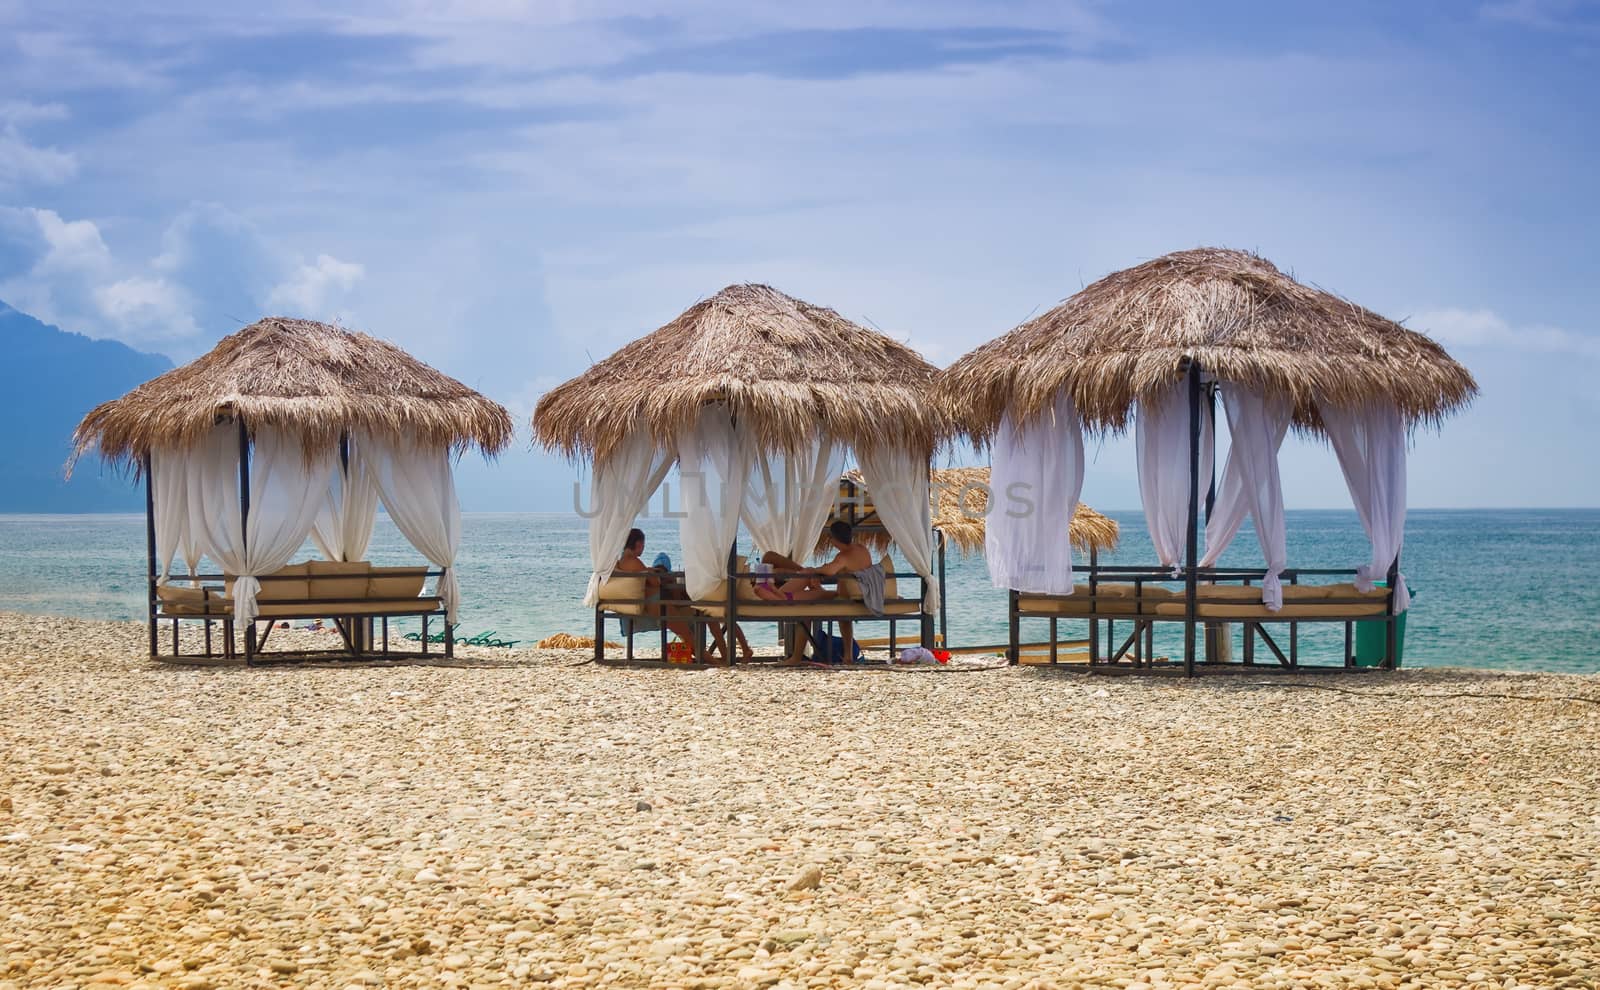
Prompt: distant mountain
<box><xmin>0</xmin><ymin>300</ymin><xmax>173</xmax><ymax>512</ymax></box>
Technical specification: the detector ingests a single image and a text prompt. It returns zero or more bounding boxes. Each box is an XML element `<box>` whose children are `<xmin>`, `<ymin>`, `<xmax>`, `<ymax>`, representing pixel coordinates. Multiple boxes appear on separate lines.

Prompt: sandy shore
<box><xmin>1</xmin><ymin>611</ymin><xmax>1597</xmax><ymax>990</ymax></box>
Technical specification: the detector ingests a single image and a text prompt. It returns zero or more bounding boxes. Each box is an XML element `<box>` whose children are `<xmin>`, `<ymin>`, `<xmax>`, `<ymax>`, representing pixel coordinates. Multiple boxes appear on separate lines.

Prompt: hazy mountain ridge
<box><xmin>0</xmin><ymin>300</ymin><xmax>173</xmax><ymax>511</ymax></box>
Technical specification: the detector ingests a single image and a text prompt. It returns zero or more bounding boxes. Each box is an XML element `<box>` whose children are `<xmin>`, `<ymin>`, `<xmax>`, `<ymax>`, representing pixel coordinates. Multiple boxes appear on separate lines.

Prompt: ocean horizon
<box><xmin>2</xmin><ymin>508</ymin><xmax>1596</xmax><ymax>674</ymax></box>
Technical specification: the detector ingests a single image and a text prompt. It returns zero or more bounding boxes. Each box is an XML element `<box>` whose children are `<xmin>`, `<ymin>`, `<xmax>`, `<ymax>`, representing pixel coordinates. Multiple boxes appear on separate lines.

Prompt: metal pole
<box><xmin>238</xmin><ymin>418</ymin><xmax>253</xmax><ymax>666</ymax></box>
<box><xmin>1183</xmin><ymin>361</ymin><xmax>1202</xmax><ymax>676</ymax></box>
<box><xmin>1007</xmin><ymin>588</ymin><xmax>1020</xmax><ymax>665</ymax></box>
<box><xmin>937</xmin><ymin>529</ymin><xmax>948</xmax><ymax>649</ymax></box>
<box><xmin>1384</xmin><ymin>553</ymin><xmax>1401</xmax><ymax>670</ymax></box>
<box><xmin>726</xmin><ymin>542</ymin><xmax>737</xmax><ymax>664</ymax></box>
<box><xmin>144</xmin><ymin>453</ymin><xmax>158</xmax><ymax>658</ymax></box>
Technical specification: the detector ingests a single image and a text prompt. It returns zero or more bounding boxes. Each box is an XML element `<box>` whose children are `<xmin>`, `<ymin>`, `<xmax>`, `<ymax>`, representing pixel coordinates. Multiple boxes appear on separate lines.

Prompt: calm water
<box><xmin>0</xmin><ymin>510</ymin><xmax>1596</xmax><ymax>673</ymax></box>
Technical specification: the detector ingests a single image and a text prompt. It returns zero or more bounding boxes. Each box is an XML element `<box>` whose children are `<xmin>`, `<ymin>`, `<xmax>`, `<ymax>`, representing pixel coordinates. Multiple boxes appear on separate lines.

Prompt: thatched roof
<box><xmin>533</xmin><ymin>283</ymin><xmax>946</xmax><ymax>463</ymax></box>
<box><xmin>823</xmin><ymin>467</ymin><xmax>1119</xmax><ymax>557</ymax></box>
<box><xmin>71</xmin><ymin>317</ymin><xmax>512</xmax><ymax>469</ymax></box>
<box><xmin>937</xmin><ymin>247</ymin><xmax>1478</xmax><ymax>442</ymax></box>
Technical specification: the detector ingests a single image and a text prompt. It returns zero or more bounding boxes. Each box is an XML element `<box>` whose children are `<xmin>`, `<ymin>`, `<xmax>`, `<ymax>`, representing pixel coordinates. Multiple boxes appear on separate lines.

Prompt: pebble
<box><xmin>1</xmin><ymin>611</ymin><xmax>1596</xmax><ymax>988</ymax></box>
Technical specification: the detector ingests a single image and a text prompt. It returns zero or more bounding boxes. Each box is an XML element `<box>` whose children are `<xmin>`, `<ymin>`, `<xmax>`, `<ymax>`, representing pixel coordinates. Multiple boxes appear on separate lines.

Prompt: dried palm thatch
<box><xmin>820</xmin><ymin>467</ymin><xmax>1119</xmax><ymax>557</ymax></box>
<box><xmin>937</xmin><ymin>247</ymin><xmax>1478</xmax><ymax>443</ymax></box>
<box><xmin>71</xmin><ymin>317</ymin><xmax>512</xmax><ymax>470</ymax></box>
<box><xmin>533</xmin><ymin>284</ymin><xmax>946</xmax><ymax>463</ymax></box>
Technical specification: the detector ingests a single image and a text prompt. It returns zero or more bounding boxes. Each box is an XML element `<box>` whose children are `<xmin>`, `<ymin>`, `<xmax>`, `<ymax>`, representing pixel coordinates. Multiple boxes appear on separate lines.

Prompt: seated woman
<box><xmin>758</xmin><ymin>521</ymin><xmax>885</xmax><ymax>665</ymax></box>
<box><xmin>616</xmin><ymin>528</ymin><xmax>751</xmax><ymax>662</ymax></box>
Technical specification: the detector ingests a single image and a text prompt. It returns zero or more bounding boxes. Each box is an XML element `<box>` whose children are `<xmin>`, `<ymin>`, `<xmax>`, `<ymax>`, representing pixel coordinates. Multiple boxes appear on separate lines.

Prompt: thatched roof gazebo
<box><xmin>71</xmin><ymin>317</ymin><xmax>511</xmax><ymax>663</ymax></box>
<box><xmin>940</xmin><ymin>247</ymin><xmax>1476</xmax><ymax>440</ymax></box>
<box><xmin>535</xmin><ymin>283</ymin><xmax>944</xmax><ymax>463</ymax></box>
<box><xmin>534</xmin><ymin>283</ymin><xmax>949</xmax><ymax>662</ymax></box>
<box><xmin>936</xmin><ymin>248</ymin><xmax>1478</xmax><ymax>673</ymax></box>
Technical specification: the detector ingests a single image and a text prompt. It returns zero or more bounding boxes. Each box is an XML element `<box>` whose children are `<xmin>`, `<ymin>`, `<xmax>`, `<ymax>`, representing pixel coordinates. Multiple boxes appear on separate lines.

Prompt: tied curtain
<box><xmin>1199</xmin><ymin>384</ymin><xmax>1292</xmax><ymax>610</ymax></box>
<box><xmin>742</xmin><ymin>438</ymin><xmax>844</xmax><ymax>563</ymax></box>
<box><xmin>1136</xmin><ymin>382</ymin><xmax>1214</xmax><ymax>573</ymax></box>
<box><xmin>985</xmin><ymin>391</ymin><xmax>1085</xmax><ymax>595</ymax></box>
<box><xmin>361</xmin><ymin>435</ymin><xmax>464</xmax><ymax>622</ymax></box>
<box><xmin>187</xmin><ymin>423</ymin><xmax>334</xmax><ymax>626</ymax></box>
<box><xmin>581</xmin><ymin>427</ymin><xmax>676</xmax><ymax>607</ymax></box>
<box><xmin>1319</xmin><ymin>400</ymin><xmax>1410</xmax><ymax>613</ymax></box>
<box><xmin>855</xmin><ymin>444</ymin><xmax>940</xmax><ymax>614</ymax></box>
<box><xmin>311</xmin><ymin>434</ymin><xmax>380</xmax><ymax>563</ymax></box>
<box><xmin>677</xmin><ymin>406</ymin><xmax>754</xmax><ymax>601</ymax></box>
<box><xmin>151</xmin><ymin>445</ymin><xmax>201</xmax><ymax>583</ymax></box>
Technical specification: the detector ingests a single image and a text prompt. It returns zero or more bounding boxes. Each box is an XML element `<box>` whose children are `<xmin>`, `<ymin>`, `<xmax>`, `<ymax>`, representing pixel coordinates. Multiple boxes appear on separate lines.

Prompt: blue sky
<box><xmin>3</xmin><ymin>0</ymin><xmax>1597</xmax><ymax>510</ymax></box>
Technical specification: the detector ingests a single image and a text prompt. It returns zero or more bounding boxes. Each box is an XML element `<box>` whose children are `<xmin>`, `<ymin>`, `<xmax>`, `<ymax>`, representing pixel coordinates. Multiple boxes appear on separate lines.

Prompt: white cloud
<box><xmin>0</xmin><ymin>102</ymin><xmax>76</xmax><ymax>187</ymax></box>
<box><xmin>92</xmin><ymin>275</ymin><xmax>199</xmax><ymax>341</ymax></box>
<box><xmin>267</xmin><ymin>253</ymin><xmax>366</xmax><ymax>317</ymax></box>
<box><xmin>1412</xmin><ymin>307</ymin><xmax>1600</xmax><ymax>361</ymax></box>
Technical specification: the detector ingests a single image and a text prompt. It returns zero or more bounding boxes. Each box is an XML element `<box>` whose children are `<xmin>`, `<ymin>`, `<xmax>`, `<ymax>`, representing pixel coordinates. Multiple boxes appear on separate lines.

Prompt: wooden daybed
<box><xmin>1010</xmin><ymin>570</ymin><xmax>1398</xmax><ymax>669</ymax></box>
<box><xmin>594</xmin><ymin>553</ymin><xmax>933</xmax><ymax>664</ymax></box>
<box><xmin>153</xmin><ymin>560</ymin><xmax>449</xmax><ymax>663</ymax></box>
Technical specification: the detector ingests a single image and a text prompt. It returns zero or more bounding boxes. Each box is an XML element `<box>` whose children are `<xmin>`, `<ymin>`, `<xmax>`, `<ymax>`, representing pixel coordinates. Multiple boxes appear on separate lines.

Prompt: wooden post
<box><xmin>144</xmin><ymin>453</ymin><xmax>158</xmax><ymax>659</ymax></box>
<box><xmin>726</xmin><ymin>542</ymin><xmax>737</xmax><ymax>664</ymax></box>
<box><xmin>1183</xmin><ymin>360</ymin><xmax>1202</xmax><ymax>676</ymax></box>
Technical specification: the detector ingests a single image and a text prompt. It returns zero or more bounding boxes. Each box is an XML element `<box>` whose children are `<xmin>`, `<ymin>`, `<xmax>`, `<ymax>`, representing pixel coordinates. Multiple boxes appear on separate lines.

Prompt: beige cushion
<box><xmin>255</xmin><ymin>598</ymin><xmax>442</xmax><ymax>618</ymax></box>
<box><xmin>598</xmin><ymin>573</ymin><xmax>647</xmax><ymax>616</ymax></box>
<box><xmin>228</xmin><ymin>561</ymin><xmax>311</xmax><ymax>602</ymax></box>
<box><xmin>368</xmin><ymin>566</ymin><xmax>427</xmax><ymax>600</ymax></box>
<box><xmin>308</xmin><ymin>560</ymin><xmax>371</xmax><ymax>600</ymax></box>
<box><xmin>694</xmin><ymin>600</ymin><xmax>922</xmax><ymax>619</ymax></box>
<box><xmin>837</xmin><ymin>574</ymin><xmax>863</xmax><ymax>600</ymax></box>
<box><xmin>157</xmin><ymin>584</ymin><xmax>206</xmax><ymax>607</ymax></box>
<box><xmin>879</xmin><ymin>554</ymin><xmax>897</xmax><ymax>600</ymax></box>
<box><xmin>1155</xmin><ymin>600</ymin><xmax>1387</xmax><ymax>619</ymax></box>
<box><xmin>735</xmin><ymin>556</ymin><xmax>762</xmax><ymax>601</ymax></box>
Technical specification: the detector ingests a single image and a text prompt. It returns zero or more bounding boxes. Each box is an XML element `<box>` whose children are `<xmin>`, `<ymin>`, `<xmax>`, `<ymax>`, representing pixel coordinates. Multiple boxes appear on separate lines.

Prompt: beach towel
<box><xmin>850</xmin><ymin>561</ymin><xmax>887</xmax><ymax>615</ymax></box>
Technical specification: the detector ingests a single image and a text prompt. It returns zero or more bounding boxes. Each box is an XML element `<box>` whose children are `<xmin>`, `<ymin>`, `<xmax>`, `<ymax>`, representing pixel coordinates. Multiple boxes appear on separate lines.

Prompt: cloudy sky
<box><xmin>3</xmin><ymin>0</ymin><xmax>1597</xmax><ymax>510</ymax></box>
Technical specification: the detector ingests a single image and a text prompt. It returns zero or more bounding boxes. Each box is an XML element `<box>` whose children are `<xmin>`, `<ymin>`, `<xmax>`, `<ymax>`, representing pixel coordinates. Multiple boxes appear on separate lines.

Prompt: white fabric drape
<box><xmin>1319</xmin><ymin>400</ymin><xmax>1410</xmax><ymax>613</ymax></box>
<box><xmin>1199</xmin><ymin>384</ymin><xmax>1291</xmax><ymax>610</ymax></box>
<box><xmin>581</xmin><ymin>427</ymin><xmax>675</xmax><ymax>607</ymax></box>
<box><xmin>189</xmin><ymin>424</ymin><xmax>334</xmax><ymax>626</ymax></box>
<box><xmin>361</xmin><ymin>434</ymin><xmax>464</xmax><ymax>622</ymax></box>
<box><xmin>1136</xmin><ymin>382</ymin><xmax>1213</xmax><ymax>573</ymax></box>
<box><xmin>985</xmin><ymin>391</ymin><xmax>1085</xmax><ymax>595</ymax></box>
<box><xmin>151</xmin><ymin>445</ymin><xmax>201</xmax><ymax>582</ymax></box>
<box><xmin>855</xmin><ymin>444</ymin><xmax>940</xmax><ymax>614</ymax></box>
<box><xmin>677</xmin><ymin>406</ymin><xmax>754</xmax><ymax>601</ymax></box>
<box><xmin>311</xmin><ymin>435</ymin><xmax>380</xmax><ymax>562</ymax></box>
<box><xmin>742</xmin><ymin>438</ymin><xmax>844</xmax><ymax>562</ymax></box>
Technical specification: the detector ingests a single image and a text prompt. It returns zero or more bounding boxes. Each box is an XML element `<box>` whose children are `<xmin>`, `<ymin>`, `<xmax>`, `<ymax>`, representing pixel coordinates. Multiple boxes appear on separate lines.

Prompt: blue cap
<box><xmin>652</xmin><ymin>552</ymin><xmax>672</xmax><ymax>570</ymax></box>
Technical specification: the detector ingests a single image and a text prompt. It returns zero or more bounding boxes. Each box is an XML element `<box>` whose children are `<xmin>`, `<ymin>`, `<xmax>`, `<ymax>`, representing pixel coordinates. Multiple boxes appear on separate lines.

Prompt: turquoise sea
<box><xmin>1</xmin><ymin>510</ymin><xmax>1596</xmax><ymax>673</ymax></box>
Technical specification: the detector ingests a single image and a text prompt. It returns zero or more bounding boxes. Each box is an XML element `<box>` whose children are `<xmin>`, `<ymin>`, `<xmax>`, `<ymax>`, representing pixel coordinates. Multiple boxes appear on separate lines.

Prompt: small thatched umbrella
<box><xmin>534</xmin><ymin>283</ymin><xmax>945</xmax><ymax>462</ymax></box>
<box><xmin>939</xmin><ymin>247</ymin><xmax>1477</xmax><ymax>440</ymax></box>
<box><xmin>70</xmin><ymin>316</ymin><xmax>511</xmax><ymax>663</ymax></box>
<box><xmin>824</xmin><ymin>467</ymin><xmax>1119</xmax><ymax>556</ymax></box>
<box><xmin>72</xmin><ymin>316</ymin><xmax>511</xmax><ymax>469</ymax></box>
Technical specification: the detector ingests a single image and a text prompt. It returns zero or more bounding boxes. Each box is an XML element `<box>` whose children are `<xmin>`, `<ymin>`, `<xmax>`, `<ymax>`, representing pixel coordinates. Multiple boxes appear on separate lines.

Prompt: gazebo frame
<box><xmin>1005</xmin><ymin>359</ymin><xmax>1401</xmax><ymax>675</ymax></box>
<box><xmin>140</xmin><ymin>419</ymin><xmax>454</xmax><ymax>665</ymax></box>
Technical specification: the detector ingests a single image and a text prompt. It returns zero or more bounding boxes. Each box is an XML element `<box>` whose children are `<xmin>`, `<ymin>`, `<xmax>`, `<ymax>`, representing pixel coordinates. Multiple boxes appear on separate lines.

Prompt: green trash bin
<box><xmin>1353</xmin><ymin>581</ymin><xmax>1412</xmax><ymax>668</ymax></box>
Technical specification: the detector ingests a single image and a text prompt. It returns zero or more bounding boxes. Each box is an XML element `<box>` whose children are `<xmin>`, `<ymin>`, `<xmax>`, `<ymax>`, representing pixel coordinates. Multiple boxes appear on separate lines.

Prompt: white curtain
<box><xmin>677</xmin><ymin>406</ymin><xmax>753</xmax><ymax>601</ymax></box>
<box><xmin>1319</xmin><ymin>400</ymin><xmax>1410</xmax><ymax>613</ymax></box>
<box><xmin>1136</xmin><ymin>381</ymin><xmax>1214</xmax><ymax>573</ymax></box>
<box><xmin>855</xmin><ymin>443</ymin><xmax>940</xmax><ymax>614</ymax></box>
<box><xmin>189</xmin><ymin>423</ymin><xmax>334</xmax><ymax>626</ymax></box>
<box><xmin>581</xmin><ymin>427</ymin><xmax>675</xmax><ymax>607</ymax></box>
<box><xmin>1199</xmin><ymin>384</ymin><xmax>1291</xmax><ymax>610</ymax></box>
<box><xmin>742</xmin><ymin>437</ymin><xmax>844</xmax><ymax>562</ymax></box>
<box><xmin>311</xmin><ymin>434</ymin><xmax>380</xmax><ymax>562</ymax></box>
<box><xmin>361</xmin><ymin>434</ymin><xmax>464</xmax><ymax>622</ymax></box>
<box><xmin>151</xmin><ymin>445</ymin><xmax>201</xmax><ymax>582</ymax></box>
<box><xmin>985</xmin><ymin>391</ymin><xmax>1085</xmax><ymax>595</ymax></box>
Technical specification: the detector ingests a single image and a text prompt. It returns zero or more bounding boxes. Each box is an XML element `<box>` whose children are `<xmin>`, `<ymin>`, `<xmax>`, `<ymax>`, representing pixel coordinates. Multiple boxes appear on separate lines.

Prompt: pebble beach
<box><xmin>2</xmin><ymin>611</ymin><xmax>1598</xmax><ymax>990</ymax></box>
